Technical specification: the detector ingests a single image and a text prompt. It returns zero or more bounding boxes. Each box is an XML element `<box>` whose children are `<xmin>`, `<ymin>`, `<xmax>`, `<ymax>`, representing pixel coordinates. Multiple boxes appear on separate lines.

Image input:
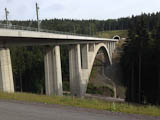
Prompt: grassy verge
<box><xmin>0</xmin><ymin>92</ymin><xmax>160</xmax><ymax>116</ymax></box>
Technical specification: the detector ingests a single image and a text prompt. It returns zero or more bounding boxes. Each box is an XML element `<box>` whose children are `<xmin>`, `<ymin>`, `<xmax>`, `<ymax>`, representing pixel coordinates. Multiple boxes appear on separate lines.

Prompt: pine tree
<box><xmin>152</xmin><ymin>23</ymin><xmax>160</xmax><ymax>103</ymax></box>
<box><xmin>121</xmin><ymin>15</ymin><xmax>150</xmax><ymax>103</ymax></box>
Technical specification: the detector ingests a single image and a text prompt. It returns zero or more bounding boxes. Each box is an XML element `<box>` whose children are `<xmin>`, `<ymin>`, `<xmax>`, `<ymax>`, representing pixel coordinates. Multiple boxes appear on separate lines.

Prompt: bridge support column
<box><xmin>109</xmin><ymin>42</ymin><xmax>112</xmax><ymax>58</ymax></box>
<box><xmin>69</xmin><ymin>44</ymin><xmax>89</xmax><ymax>97</ymax></box>
<box><xmin>81</xmin><ymin>44</ymin><xmax>88</xmax><ymax>69</ymax></box>
<box><xmin>89</xmin><ymin>43</ymin><xmax>95</xmax><ymax>52</ymax></box>
<box><xmin>69</xmin><ymin>44</ymin><xmax>82</xmax><ymax>96</ymax></box>
<box><xmin>0</xmin><ymin>48</ymin><xmax>14</xmax><ymax>93</ymax></box>
<box><xmin>80</xmin><ymin>44</ymin><xmax>89</xmax><ymax>95</ymax></box>
<box><xmin>44</xmin><ymin>46</ymin><xmax>63</xmax><ymax>96</ymax></box>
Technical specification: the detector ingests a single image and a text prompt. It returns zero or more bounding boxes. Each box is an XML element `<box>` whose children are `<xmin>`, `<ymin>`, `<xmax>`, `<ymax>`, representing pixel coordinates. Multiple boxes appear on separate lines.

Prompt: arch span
<box><xmin>80</xmin><ymin>43</ymin><xmax>112</xmax><ymax>95</ymax></box>
<box><xmin>69</xmin><ymin>42</ymin><xmax>115</xmax><ymax>97</ymax></box>
<box><xmin>87</xmin><ymin>43</ymin><xmax>112</xmax><ymax>80</ymax></box>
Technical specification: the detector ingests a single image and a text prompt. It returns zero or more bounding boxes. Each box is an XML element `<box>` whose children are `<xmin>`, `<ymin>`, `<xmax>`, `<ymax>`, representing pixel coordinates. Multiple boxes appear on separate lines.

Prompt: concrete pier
<box><xmin>44</xmin><ymin>46</ymin><xmax>63</xmax><ymax>96</ymax></box>
<box><xmin>69</xmin><ymin>44</ymin><xmax>82</xmax><ymax>96</ymax></box>
<box><xmin>69</xmin><ymin>44</ymin><xmax>89</xmax><ymax>97</ymax></box>
<box><xmin>81</xmin><ymin>44</ymin><xmax>88</xmax><ymax>69</ymax></box>
<box><xmin>0</xmin><ymin>48</ymin><xmax>14</xmax><ymax>92</ymax></box>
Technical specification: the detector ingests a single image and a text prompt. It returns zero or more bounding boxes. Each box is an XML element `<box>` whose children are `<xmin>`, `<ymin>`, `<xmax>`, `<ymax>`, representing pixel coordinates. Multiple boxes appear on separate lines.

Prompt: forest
<box><xmin>121</xmin><ymin>14</ymin><xmax>160</xmax><ymax>104</ymax></box>
<box><xmin>1</xmin><ymin>12</ymin><xmax>160</xmax><ymax>104</ymax></box>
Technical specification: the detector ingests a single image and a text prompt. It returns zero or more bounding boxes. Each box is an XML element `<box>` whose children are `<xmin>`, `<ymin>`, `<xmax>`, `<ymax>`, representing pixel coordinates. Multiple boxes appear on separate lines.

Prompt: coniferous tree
<box><xmin>121</xmin><ymin>15</ymin><xmax>150</xmax><ymax>103</ymax></box>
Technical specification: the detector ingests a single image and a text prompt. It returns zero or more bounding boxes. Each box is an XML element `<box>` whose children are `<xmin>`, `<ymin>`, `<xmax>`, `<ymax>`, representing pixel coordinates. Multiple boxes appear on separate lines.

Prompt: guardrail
<box><xmin>0</xmin><ymin>23</ymin><xmax>98</xmax><ymax>37</ymax></box>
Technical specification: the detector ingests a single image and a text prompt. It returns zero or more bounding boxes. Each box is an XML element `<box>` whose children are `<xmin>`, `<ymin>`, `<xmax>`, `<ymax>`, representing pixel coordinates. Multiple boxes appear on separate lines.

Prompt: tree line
<box><xmin>0</xmin><ymin>12</ymin><xmax>159</xmax><ymax>35</ymax></box>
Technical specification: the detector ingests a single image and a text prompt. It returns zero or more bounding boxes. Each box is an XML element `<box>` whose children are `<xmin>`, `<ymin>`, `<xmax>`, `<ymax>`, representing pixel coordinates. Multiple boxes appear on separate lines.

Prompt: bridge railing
<box><xmin>0</xmin><ymin>23</ymin><xmax>98</xmax><ymax>38</ymax></box>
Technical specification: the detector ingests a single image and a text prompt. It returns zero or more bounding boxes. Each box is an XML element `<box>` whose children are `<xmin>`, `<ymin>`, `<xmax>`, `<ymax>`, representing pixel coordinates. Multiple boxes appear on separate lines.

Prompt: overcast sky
<box><xmin>0</xmin><ymin>0</ymin><xmax>160</xmax><ymax>20</ymax></box>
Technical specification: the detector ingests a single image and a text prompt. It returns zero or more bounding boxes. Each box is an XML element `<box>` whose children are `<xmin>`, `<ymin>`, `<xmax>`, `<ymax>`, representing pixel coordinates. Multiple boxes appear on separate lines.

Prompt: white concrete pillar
<box><xmin>88</xmin><ymin>44</ymin><xmax>95</xmax><ymax>66</ymax></box>
<box><xmin>111</xmin><ymin>42</ymin><xmax>113</xmax><ymax>55</ymax></box>
<box><xmin>112</xmin><ymin>42</ymin><xmax>115</xmax><ymax>52</ymax></box>
<box><xmin>106</xmin><ymin>42</ymin><xmax>109</xmax><ymax>50</ymax></box>
<box><xmin>81</xmin><ymin>44</ymin><xmax>88</xmax><ymax>69</ymax></box>
<box><xmin>108</xmin><ymin>42</ymin><xmax>112</xmax><ymax>58</ymax></box>
<box><xmin>113</xmin><ymin>42</ymin><xmax>116</xmax><ymax>50</ymax></box>
<box><xmin>89</xmin><ymin>43</ymin><xmax>95</xmax><ymax>52</ymax></box>
<box><xmin>111</xmin><ymin>42</ymin><xmax>113</xmax><ymax>58</ymax></box>
<box><xmin>69</xmin><ymin>44</ymin><xmax>82</xmax><ymax>96</ymax></box>
<box><xmin>0</xmin><ymin>48</ymin><xmax>14</xmax><ymax>93</ymax></box>
<box><xmin>80</xmin><ymin>44</ymin><xmax>89</xmax><ymax>95</ymax></box>
<box><xmin>44</xmin><ymin>45</ymin><xmax>63</xmax><ymax>96</ymax></box>
<box><xmin>69</xmin><ymin>44</ymin><xmax>90</xmax><ymax>97</ymax></box>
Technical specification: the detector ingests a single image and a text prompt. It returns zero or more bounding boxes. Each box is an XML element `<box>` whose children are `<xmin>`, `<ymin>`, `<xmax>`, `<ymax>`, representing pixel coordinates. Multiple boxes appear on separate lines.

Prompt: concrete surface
<box><xmin>0</xmin><ymin>48</ymin><xmax>14</xmax><ymax>92</ymax></box>
<box><xmin>0</xmin><ymin>100</ymin><xmax>159</xmax><ymax>120</ymax></box>
<box><xmin>0</xmin><ymin>28</ymin><xmax>117</xmax><ymax>47</ymax></box>
<box><xmin>44</xmin><ymin>46</ymin><xmax>63</xmax><ymax>96</ymax></box>
<box><xmin>0</xmin><ymin>28</ymin><xmax>117</xmax><ymax>41</ymax></box>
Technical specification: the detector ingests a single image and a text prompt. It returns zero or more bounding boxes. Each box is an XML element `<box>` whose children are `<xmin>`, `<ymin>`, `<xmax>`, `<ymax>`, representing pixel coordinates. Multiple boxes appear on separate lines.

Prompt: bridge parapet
<box><xmin>0</xmin><ymin>23</ymin><xmax>101</xmax><ymax>38</ymax></box>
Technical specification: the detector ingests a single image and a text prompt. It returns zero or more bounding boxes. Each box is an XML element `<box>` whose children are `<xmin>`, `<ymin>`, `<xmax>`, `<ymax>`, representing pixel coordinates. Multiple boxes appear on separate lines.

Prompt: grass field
<box><xmin>97</xmin><ymin>30</ymin><xmax>128</xmax><ymax>39</ymax></box>
<box><xmin>0</xmin><ymin>92</ymin><xmax>160</xmax><ymax>116</ymax></box>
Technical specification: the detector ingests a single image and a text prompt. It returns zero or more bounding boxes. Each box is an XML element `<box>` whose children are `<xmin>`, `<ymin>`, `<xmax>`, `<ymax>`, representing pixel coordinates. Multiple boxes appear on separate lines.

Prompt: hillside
<box><xmin>97</xmin><ymin>30</ymin><xmax>128</xmax><ymax>39</ymax></box>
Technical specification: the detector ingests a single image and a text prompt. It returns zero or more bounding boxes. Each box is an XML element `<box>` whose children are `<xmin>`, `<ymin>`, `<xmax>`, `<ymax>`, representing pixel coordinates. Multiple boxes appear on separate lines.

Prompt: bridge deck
<box><xmin>0</xmin><ymin>26</ymin><xmax>117</xmax><ymax>47</ymax></box>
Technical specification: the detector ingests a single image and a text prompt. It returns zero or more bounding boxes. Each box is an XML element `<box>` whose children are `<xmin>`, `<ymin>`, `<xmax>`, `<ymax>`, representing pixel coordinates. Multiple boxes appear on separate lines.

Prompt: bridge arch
<box><xmin>77</xmin><ymin>43</ymin><xmax>113</xmax><ymax>96</ymax></box>
<box><xmin>69</xmin><ymin>42</ymin><xmax>116</xmax><ymax>97</ymax></box>
<box><xmin>88</xmin><ymin>43</ymin><xmax>112</xmax><ymax>81</ymax></box>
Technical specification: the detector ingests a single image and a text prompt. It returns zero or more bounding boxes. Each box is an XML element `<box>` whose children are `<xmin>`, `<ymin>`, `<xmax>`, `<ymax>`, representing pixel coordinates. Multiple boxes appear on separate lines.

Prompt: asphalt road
<box><xmin>0</xmin><ymin>100</ymin><xmax>159</xmax><ymax>120</ymax></box>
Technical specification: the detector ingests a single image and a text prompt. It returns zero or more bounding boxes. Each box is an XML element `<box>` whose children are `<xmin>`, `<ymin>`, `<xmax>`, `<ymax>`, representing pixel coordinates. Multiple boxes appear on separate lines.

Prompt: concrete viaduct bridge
<box><xmin>0</xmin><ymin>24</ymin><xmax>118</xmax><ymax>97</ymax></box>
